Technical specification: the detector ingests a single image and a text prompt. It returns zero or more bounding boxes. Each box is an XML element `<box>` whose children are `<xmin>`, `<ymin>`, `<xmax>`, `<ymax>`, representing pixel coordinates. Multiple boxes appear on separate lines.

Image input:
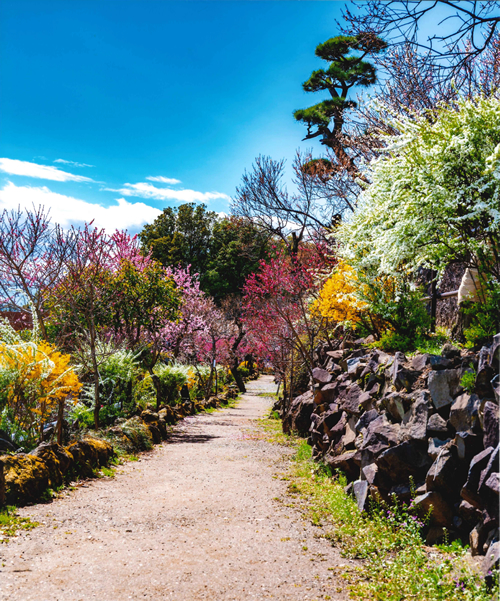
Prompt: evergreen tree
<box><xmin>294</xmin><ymin>34</ymin><xmax>386</xmax><ymax>176</ymax></box>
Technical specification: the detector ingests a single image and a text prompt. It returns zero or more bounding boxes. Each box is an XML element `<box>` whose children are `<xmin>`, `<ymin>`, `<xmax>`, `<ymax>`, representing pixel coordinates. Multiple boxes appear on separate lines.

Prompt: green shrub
<box><xmin>460</xmin><ymin>366</ymin><xmax>477</xmax><ymax>394</ymax></box>
<box><xmin>463</xmin><ymin>280</ymin><xmax>500</xmax><ymax>348</ymax></box>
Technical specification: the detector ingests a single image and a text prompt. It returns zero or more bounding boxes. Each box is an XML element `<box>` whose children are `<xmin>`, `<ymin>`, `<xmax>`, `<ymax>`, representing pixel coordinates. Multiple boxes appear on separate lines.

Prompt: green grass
<box><xmin>258</xmin><ymin>415</ymin><xmax>498</xmax><ymax>601</ymax></box>
<box><xmin>0</xmin><ymin>506</ymin><xmax>39</xmax><ymax>542</ymax></box>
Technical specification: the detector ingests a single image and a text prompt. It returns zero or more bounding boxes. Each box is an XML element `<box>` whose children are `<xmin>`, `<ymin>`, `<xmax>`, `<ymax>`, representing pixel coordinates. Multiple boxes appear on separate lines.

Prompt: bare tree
<box><xmin>342</xmin><ymin>1</ymin><xmax>500</xmax><ymax>80</ymax></box>
<box><xmin>232</xmin><ymin>152</ymin><xmax>348</xmax><ymax>255</ymax></box>
<box><xmin>0</xmin><ymin>206</ymin><xmax>76</xmax><ymax>338</ymax></box>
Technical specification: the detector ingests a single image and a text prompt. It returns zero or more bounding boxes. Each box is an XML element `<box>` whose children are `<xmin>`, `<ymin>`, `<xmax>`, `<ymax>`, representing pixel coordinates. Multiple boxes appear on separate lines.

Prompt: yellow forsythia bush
<box><xmin>0</xmin><ymin>333</ymin><xmax>82</xmax><ymax>442</ymax></box>
<box><xmin>313</xmin><ymin>261</ymin><xmax>366</xmax><ymax>325</ymax></box>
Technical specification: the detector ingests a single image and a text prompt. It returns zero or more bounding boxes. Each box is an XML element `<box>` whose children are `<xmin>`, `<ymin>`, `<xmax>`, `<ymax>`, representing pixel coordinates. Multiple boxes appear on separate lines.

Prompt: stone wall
<box><xmin>281</xmin><ymin>335</ymin><xmax>499</xmax><ymax>572</ymax></box>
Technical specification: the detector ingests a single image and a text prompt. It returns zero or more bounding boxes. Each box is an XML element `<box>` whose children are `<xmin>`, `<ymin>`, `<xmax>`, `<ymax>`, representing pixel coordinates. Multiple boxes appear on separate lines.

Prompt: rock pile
<box><xmin>282</xmin><ymin>335</ymin><xmax>499</xmax><ymax>570</ymax></box>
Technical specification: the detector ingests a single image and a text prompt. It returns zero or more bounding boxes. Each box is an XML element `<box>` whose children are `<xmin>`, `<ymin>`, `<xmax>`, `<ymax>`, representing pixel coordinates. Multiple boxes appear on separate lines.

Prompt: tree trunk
<box><xmin>56</xmin><ymin>399</ymin><xmax>65</xmax><ymax>445</ymax></box>
<box><xmin>148</xmin><ymin>367</ymin><xmax>163</xmax><ymax>411</ymax></box>
<box><xmin>230</xmin><ymin>365</ymin><xmax>246</xmax><ymax>393</ymax></box>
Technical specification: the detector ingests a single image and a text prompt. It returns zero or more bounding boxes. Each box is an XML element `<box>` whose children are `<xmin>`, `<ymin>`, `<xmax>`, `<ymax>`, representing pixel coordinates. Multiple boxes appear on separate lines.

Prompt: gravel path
<box><xmin>0</xmin><ymin>375</ymin><xmax>349</xmax><ymax>601</ymax></box>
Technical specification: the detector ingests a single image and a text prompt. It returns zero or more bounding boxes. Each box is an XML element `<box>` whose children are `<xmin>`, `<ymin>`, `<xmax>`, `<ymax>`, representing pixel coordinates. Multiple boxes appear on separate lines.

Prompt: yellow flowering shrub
<box><xmin>313</xmin><ymin>261</ymin><xmax>366</xmax><ymax>325</ymax></box>
<box><xmin>0</xmin><ymin>333</ymin><xmax>82</xmax><ymax>443</ymax></box>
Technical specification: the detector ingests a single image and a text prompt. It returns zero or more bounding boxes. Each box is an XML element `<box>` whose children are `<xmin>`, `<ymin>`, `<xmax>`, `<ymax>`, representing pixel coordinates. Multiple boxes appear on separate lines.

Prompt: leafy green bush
<box><xmin>463</xmin><ymin>280</ymin><xmax>500</xmax><ymax>348</ymax></box>
<box><xmin>460</xmin><ymin>366</ymin><xmax>477</xmax><ymax>394</ymax></box>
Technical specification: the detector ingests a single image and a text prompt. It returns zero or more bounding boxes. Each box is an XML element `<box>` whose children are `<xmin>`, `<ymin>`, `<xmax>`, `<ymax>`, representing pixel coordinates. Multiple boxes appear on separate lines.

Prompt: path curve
<box><xmin>0</xmin><ymin>376</ymin><xmax>348</xmax><ymax>600</ymax></box>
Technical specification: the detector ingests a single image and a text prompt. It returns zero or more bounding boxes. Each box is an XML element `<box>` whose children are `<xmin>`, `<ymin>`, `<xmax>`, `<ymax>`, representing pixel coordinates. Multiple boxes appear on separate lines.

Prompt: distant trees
<box><xmin>139</xmin><ymin>203</ymin><xmax>217</xmax><ymax>283</ymax></box>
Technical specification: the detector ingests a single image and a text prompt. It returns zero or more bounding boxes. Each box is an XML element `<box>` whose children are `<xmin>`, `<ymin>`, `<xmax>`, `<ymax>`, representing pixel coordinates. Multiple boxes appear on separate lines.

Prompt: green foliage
<box><xmin>97</xmin><ymin>350</ymin><xmax>141</xmax><ymax>414</ymax></box>
<box><xmin>463</xmin><ymin>280</ymin><xmax>500</xmax><ymax>348</ymax></box>
<box><xmin>204</xmin><ymin>216</ymin><xmax>272</xmax><ymax>298</ymax></box>
<box><xmin>155</xmin><ymin>363</ymin><xmax>191</xmax><ymax>404</ymax></box>
<box><xmin>140</xmin><ymin>209</ymin><xmax>272</xmax><ymax>298</ymax></box>
<box><xmin>460</xmin><ymin>367</ymin><xmax>477</xmax><ymax>394</ymax></box>
<box><xmin>294</xmin><ymin>34</ymin><xmax>386</xmax><ymax>134</ymax></box>
<box><xmin>356</xmin><ymin>273</ymin><xmax>432</xmax><ymax>351</ymax></box>
<box><xmin>139</xmin><ymin>203</ymin><xmax>217</xmax><ymax>281</ymax></box>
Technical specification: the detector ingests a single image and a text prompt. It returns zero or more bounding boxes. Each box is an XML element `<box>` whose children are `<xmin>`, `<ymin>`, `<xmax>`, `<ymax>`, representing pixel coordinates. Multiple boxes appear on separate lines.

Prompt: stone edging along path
<box><xmin>0</xmin><ymin>375</ymin><xmax>352</xmax><ymax>601</ymax></box>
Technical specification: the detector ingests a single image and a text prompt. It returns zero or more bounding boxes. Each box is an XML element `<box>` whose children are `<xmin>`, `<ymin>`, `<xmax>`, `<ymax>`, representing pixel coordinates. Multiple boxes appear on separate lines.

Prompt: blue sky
<box><xmin>0</xmin><ymin>0</ymin><xmax>349</xmax><ymax>232</ymax></box>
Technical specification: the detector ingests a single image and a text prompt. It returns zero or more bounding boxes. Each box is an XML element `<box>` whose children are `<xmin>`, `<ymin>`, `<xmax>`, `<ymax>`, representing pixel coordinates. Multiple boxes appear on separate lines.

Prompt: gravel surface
<box><xmin>0</xmin><ymin>375</ymin><xmax>350</xmax><ymax>600</ymax></box>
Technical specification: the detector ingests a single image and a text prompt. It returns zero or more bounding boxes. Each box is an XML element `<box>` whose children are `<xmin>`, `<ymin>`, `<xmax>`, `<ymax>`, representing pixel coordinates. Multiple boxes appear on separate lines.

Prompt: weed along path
<box><xmin>0</xmin><ymin>375</ymin><xmax>349</xmax><ymax>601</ymax></box>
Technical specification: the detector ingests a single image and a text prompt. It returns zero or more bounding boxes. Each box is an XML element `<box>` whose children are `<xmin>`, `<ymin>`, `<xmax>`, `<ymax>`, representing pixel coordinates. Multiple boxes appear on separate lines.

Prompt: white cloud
<box><xmin>54</xmin><ymin>159</ymin><xmax>95</xmax><ymax>168</ymax></box>
<box><xmin>0</xmin><ymin>182</ymin><xmax>161</xmax><ymax>231</ymax></box>
<box><xmin>110</xmin><ymin>182</ymin><xmax>230</xmax><ymax>203</ymax></box>
<box><xmin>0</xmin><ymin>158</ymin><xmax>94</xmax><ymax>183</ymax></box>
<box><xmin>146</xmin><ymin>175</ymin><xmax>181</xmax><ymax>185</ymax></box>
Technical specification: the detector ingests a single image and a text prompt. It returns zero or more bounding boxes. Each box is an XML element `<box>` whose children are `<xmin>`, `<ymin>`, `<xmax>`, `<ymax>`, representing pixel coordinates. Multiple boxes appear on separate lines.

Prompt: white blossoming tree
<box><xmin>338</xmin><ymin>96</ymin><xmax>500</xmax><ymax>282</ymax></box>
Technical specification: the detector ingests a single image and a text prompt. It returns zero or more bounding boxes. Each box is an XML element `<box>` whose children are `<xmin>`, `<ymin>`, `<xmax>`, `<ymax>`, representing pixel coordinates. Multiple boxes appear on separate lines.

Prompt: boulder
<box><xmin>312</xmin><ymin>367</ymin><xmax>333</xmax><ymax>385</ymax></box>
<box><xmin>346</xmin><ymin>357</ymin><xmax>367</xmax><ymax>380</ymax></box>
<box><xmin>449</xmin><ymin>393</ymin><xmax>480</xmax><ymax>432</ymax></box>
<box><xmin>428</xmin><ymin>369</ymin><xmax>461</xmax><ymax>409</ymax></box>
<box><xmin>383</xmin><ymin>392</ymin><xmax>410</xmax><ymax>422</ymax></box>
<box><xmin>478</xmin><ymin>444</ymin><xmax>499</xmax><ymax>499</ymax></box>
<box><xmin>314</xmin><ymin>382</ymin><xmax>338</xmax><ymax>405</ymax></box>
<box><xmin>413</xmin><ymin>491</ymin><xmax>453</xmax><ymax>527</ymax></box>
<box><xmin>484</xmin><ymin>540</ymin><xmax>500</xmax><ymax>575</ymax></box>
<box><xmin>455</xmin><ymin>430</ymin><xmax>482</xmax><ymax>461</ymax></box>
<box><xmin>412</xmin><ymin>353</ymin><xmax>452</xmax><ymax>371</ymax></box>
<box><xmin>355</xmin><ymin>410</ymin><xmax>379</xmax><ymax>438</ymax></box>
<box><xmin>476</xmin><ymin>364</ymin><xmax>495</xmax><ymax>400</ymax></box>
<box><xmin>284</xmin><ymin>391</ymin><xmax>314</xmax><ymax>436</ymax></box>
<box><xmin>390</xmin><ymin>353</ymin><xmax>416</xmax><ymax>391</ymax></box>
<box><xmin>0</xmin><ymin>454</ymin><xmax>50</xmax><ymax>505</ymax></box>
<box><xmin>470</xmin><ymin>518</ymin><xmax>498</xmax><ymax>556</ymax></box>
<box><xmin>376</xmin><ymin>441</ymin><xmax>432</xmax><ymax>484</ymax></box>
<box><xmin>398</xmin><ymin>390</ymin><xmax>430</xmax><ymax>442</ymax></box>
<box><xmin>338</xmin><ymin>383</ymin><xmax>364</xmax><ymax>415</ymax></box>
<box><xmin>352</xmin><ymin>479</ymin><xmax>369</xmax><ymax>511</ymax></box>
<box><xmin>426</xmin><ymin>445</ymin><xmax>465</xmax><ymax>497</ymax></box>
<box><xmin>31</xmin><ymin>442</ymin><xmax>74</xmax><ymax>488</ymax></box>
<box><xmin>324</xmin><ymin>450</ymin><xmax>360</xmax><ymax>481</ymax></box>
<box><xmin>460</xmin><ymin>447</ymin><xmax>494</xmax><ymax>507</ymax></box>
<box><xmin>428</xmin><ymin>437</ymin><xmax>451</xmax><ymax>460</ymax></box>
<box><xmin>359</xmin><ymin>415</ymin><xmax>400</xmax><ymax>455</ymax></box>
<box><xmin>426</xmin><ymin>413</ymin><xmax>450</xmax><ymax>439</ymax></box>
<box><xmin>441</xmin><ymin>343</ymin><xmax>461</xmax><ymax>359</ymax></box>
<box><xmin>482</xmin><ymin>401</ymin><xmax>499</xmax><ymax>449</ymax></box>
<box><xmin>458</xmin><ymin>500</ymin><xmax>482</xmax><ymax>525</ymax></box>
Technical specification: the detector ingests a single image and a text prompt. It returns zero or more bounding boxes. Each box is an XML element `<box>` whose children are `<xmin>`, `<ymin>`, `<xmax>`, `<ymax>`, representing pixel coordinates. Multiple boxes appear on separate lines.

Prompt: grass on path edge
<box><xmin>257</xmin><ymin>407</ymin><xmax>498</xmax><ymax>601</ymax></box>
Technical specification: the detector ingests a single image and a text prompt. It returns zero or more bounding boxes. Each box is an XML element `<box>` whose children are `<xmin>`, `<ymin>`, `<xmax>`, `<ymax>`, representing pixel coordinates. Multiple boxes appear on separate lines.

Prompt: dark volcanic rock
<box><xmin>426</xmin><ymin>445</ymin><xmax>465</xmax><ymax>497</ymax></box>
<box><xmin>455</xmin><ymin>431</ymin><xmax>483</xmax><ymax>461</ymax></box>
<box><xmin>427</xmin><ymin>413</ymin><xmax>450</xmax><ymax>439</ymax></box>
<box><xmin>413</xmin><ymin>491</ymin><xmax>453</xmax><ymax>527</ymax></box>
<box><xmin>398</xmin><ymin>390</ymin><xmax>430</xmax><ymax>442</ymax></box>
<box><xmin>449</xmin><ymin>393</ymin><xmax>480</xmax><ymax>432</ymax></box>
<box><xmin>285</xmin><ymin>391</ymin><xmax>314</xmax><ymax>436</ymax></box>
<box><xmin>376</xmin><ymin>441</ymin><xmax>432</xmax><ymax>484</ymax></box>
<box><xmin>338</xmin><ymin>383</ymin><xmax>364</xmax><ymax>415</ymax></box>
<box><xmin>312</xmin><ymin>367</ymin><xmax>333</xmax><ymax>385</ymax></box>
<box><xmin>325</xmin><ymin>450</ymin><xmax>361</xmax><ymax>481</ymax></box>
<box><xmin>359</xmin><ymin>415</ymin><xmax>399</xmax><ymax>455</ymax></box>
<box><xmin>428</xmin><ymin>369</ymin><xmax>461</xmax><ymax>409</ymax></box>
<box><xmin>461</xmin><ymin>447</ymin><xmax>494</xmax><ymax>508</ymax></box>
<box><xmin>483</xmin><ymin>401</ymin><xmax>499</xmax><ymax>449</ymax></box>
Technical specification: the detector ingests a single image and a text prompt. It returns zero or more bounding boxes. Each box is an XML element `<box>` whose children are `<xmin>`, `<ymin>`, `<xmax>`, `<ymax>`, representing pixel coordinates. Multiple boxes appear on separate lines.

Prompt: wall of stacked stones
<box><xmin>281</xmin><ymin>335</ymin><xmax>499</xmax><ymax>571</ymax></box>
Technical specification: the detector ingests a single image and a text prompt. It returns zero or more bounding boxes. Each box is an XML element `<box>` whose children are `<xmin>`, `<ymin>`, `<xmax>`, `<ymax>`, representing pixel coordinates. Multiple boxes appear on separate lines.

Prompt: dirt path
<box><xmin>0</xmin><ymin>376</ymin><xmax>349</xmax><ymax>601</ymax></box>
